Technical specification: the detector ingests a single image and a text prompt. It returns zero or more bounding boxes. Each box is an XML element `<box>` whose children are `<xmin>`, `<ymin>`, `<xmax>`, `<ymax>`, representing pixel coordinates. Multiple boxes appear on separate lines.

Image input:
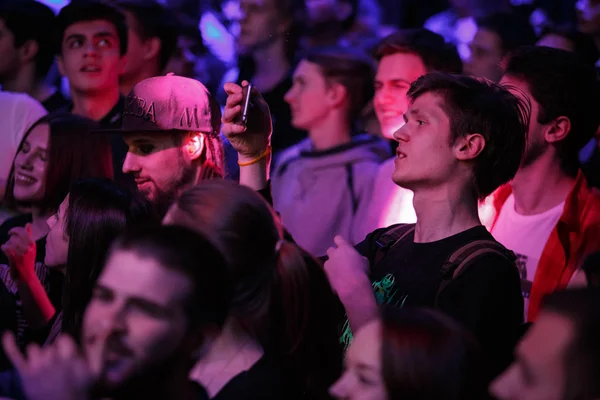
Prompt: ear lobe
<box><xmin>144</xmin><ymin>37</ymin><xmax>161</xmax><ymax>62</ymax></box>
<box><xmin>187</xmin><ymin>133</ymin><xmax>206</xmax><ymax>161</ymax></box>
<box><xmin>19</xmin><ymin>40</ymin><xmax>39</xmax><ymax>64</ymax></box>
<box><xmin>57</xmin><ymin>55</ymin><xmax>66</xmax><ymax>77</ymax></box>
<box><xmin>455</xmin><ymin>133</ymin><xmax>486</xmax><ymax>161</ymax></box>
<box><xmin>545</xmin><ymin>116</ymin><xmax>571</xmax><ymax>144</ymax></box>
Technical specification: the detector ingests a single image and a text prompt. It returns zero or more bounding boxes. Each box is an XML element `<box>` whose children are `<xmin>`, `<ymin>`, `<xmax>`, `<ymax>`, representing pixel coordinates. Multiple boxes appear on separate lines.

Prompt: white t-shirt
<box><xmin>491</xmin><ymin>194</ymin><xmax>565</xmax><ymax>317</ymax></box>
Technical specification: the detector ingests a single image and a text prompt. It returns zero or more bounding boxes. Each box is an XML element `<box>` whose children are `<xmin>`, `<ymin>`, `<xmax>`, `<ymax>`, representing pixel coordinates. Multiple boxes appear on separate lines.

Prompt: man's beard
<box><xmin>149</xmin><ymin>158</ymin><xmax>196</xmax><ymax>219</ymax></box>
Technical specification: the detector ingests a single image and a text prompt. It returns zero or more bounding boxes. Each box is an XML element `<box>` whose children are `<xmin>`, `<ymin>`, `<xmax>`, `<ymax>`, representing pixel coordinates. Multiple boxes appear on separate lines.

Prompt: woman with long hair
<box><xmin>0</xmin><ymin>114</ymin><xmax>113</xmax><ymax>366</ymax></box>
<box><xmin>330</xmin><ymin>308</ymin><xmax>486</xmax><ymax>400</ymax></box>
<box><xmin>164</xmin><ymin>179</ymin><xmax>343</xmax><ymax>399</ymax></box>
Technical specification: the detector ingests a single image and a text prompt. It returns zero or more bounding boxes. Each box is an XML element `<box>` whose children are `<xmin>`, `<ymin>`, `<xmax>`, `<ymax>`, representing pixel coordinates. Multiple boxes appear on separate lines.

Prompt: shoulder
<box><xmin>272</xmin><ymin>140</ymin><xmax>309</xmax><ymax>176</ymax></box>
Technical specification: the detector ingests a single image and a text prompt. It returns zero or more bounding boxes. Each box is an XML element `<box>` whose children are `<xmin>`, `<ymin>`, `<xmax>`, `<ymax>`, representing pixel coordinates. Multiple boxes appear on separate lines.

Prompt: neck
<box><xmin>251</xmin><ymin>38</ymin><xmax>290</xmax><ymax>92</ymax></box>
<box><xmin>119</xmin><ymin>63</ymin><xmax>160</xmax><ymax>95</ymax></box>
<box><xmin>30</xmin><ymin>207</ymin><xmax>50</xmax><ymax>241</ymax></box>
<box><xmin>70</xmin><ymin>87</ymin><xmax>120</xmax><ymax>121</ymax></box>
<box><xmin>412</xmin><ymin>181</ymin><xmax>481</xmax><ymax>243</ymax></box>
<box><xmin>2</xmin><ymin>65</ymin><xmax>56</xmax><ymax>104</ymax></box>
<box><xmin>190</xmin><ymin>318</ymin><xmax>263</xmax><ymax>397</ymax></box>
<box><xmin>309</xmin><ymin>116</ymin><xmax>352</xmax><ymax>151</ymax></box>
<box><xmin>112</xmin><ymin>363</ymin><xmax>197</xmax><ymax>400</ymax></box>
<box><xmin>511</xmin><ymin>153</ymin><xmax>575</xmax><ymax>215</ymax></box>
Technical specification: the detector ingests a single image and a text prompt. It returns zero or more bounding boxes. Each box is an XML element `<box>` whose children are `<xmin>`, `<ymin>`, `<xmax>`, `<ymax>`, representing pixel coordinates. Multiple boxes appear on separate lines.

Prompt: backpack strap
<box><xmin>373</xmin><ymin>224</ymin><xmax>416</xmax><ymax>265</ymax></box>
<box><xmin>345</xmin><ymin>164</ymin><xmax>359</xmax><ymax>215</ymax></box>
<box><xmin>434</xmin><ymin>240</ymin><xmax>516</xmax><ymax>307</ymax></box>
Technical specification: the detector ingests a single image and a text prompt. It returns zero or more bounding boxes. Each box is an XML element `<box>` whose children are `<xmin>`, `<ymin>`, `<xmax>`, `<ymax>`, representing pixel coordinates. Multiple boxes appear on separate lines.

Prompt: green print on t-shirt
<box><xmin>340</xmin><ymin>273</ymin><xmax>408</xmax><ymax>349</ymax></box>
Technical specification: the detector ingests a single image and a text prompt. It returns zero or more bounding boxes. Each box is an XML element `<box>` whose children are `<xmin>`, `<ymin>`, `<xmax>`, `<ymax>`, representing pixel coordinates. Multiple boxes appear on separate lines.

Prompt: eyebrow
<box><xmin>375</xmin><ymin>78</ymin><xmax>412</xmax><ymax>85</ymax></box>
<box><xmin>355</xmin><ymin>362</ymin><xmax>380</xmax><ymax>373</ymax></box>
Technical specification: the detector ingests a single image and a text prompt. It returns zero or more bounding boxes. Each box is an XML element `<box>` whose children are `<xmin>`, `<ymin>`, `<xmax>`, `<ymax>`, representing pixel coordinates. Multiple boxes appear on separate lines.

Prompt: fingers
<box><xmin>222</xmin><ymin>104</ymin><xmax>242</xmax><ymax>123</ymax></box>
<box><xmin>2</xmin><ymin>331</ymin><xmax>26</xmax><ymax>371</ymax></box>
<box><xmin>223</xmin><ymin>82</ymin><xmax>242</xmax><ymax>96</ymax></box>
<box><xmin>333</xmin><ymin>235</ymin><xmax>349</xmax><ymax>247</ymax></box>
<box><xmin>225</xmin><ymin>92</ymin><xmax>243</xmax><ymax>109</ymax></box>
<box><xmin>25</xmin><ymin>224</ymin><xmax>32</xmax><ymax>237</ymax></box>
<box><xmin>55</xmin><ymin>335</ymin><xmax>77</xmax><ymax>361</ymax></box>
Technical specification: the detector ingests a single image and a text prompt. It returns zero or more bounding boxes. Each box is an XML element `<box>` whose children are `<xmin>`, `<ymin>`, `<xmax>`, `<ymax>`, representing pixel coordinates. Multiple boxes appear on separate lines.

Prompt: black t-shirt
<box><xmin>211</xmin><ymin>356</ymin><xmax>302</xmax><ymax>400</ymax></box>
<box><xmin>41</xmin><ymin>91</ymin><xmax>69</xmax><ymax>114</ymax></box>
<box><xmin>352</xmin><ymin>224</ymin><xmax>523</xmax><ymax>379</ymax></box>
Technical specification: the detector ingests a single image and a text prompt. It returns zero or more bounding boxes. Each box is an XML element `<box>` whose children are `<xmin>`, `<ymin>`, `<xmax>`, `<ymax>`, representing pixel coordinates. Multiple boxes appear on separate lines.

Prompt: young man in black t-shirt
<box><xmin>324</xmin><ymin>72</ymin><xmax>529</xmax><ymax>379</ymax></box>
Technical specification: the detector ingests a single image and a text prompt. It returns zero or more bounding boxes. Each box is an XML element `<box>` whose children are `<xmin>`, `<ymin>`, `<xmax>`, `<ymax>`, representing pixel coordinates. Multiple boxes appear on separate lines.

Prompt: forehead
<box><xmin>376</xmin><ymin>52</ymin><xmax>427</xmax><ymax>82</ymax></box>
<box><xmin>99</xmin><ymin>249</ymin><xmax>192</xmax><ymax>306</ymax></box>
<box><xmin>123</xmin><ymin>132</ymin><xmax>178</xmax><ymax>144</ymax></box>
<box><xmin>409</xmin><ymin>92</ymin><xmax>447</xmax><ymax>117</ymax></box>
<box><xmin>24</xmin><ymin>123</ymin><xmax>50</xmax><ymax>147</ymax></box>
<box><xmin>294</xmin><ymin>60</ymin><xmax>323</xmax><ymax>78</ymax></box>
<box><xmin>519</xmin><ymin>312</ymin><xmax>574</xmax><ymax>367</ymax></box>
<box><xmin>500</xmin><ymin>75</ymin><xmax>534</xmax><ymax>104</ymax></box>
<box><xmin>347</xmin><ymin>321</ymin><xmax>382</xmax><ymax>365</ymax></box>
<box><xmin>472</xmin><ymin>28</ymin><xmax>502</xmax><ymax>51</ymax></box>
<box><xmin>537</xmin><ymin>34</ymin><xmax>574</xmax><ymax>52</ymax></box>
<box><xmin>64</xmin><ymin>19</ymin><xmax>119</xmax><ymax>39</ymax></box>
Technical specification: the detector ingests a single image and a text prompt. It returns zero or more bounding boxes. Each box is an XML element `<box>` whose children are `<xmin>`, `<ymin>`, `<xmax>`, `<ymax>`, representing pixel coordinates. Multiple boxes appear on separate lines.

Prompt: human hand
<box><xmin>324</xmin><ymin>236</ymin><xmax>371</xmax><ymax>300</ymax></box>
<box><xmin>221</xmin><ymin>80</ymin><xmax>272</xmax><ymax>162</ymax></box>
<box><xmin>1</xmin><ymin>224</ymin><xmax>37</xmax><ymax>282</ymax></box>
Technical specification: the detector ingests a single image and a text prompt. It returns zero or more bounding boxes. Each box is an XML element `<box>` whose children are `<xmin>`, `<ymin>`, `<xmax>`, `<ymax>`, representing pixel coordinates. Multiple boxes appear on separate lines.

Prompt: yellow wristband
<box><xmin>238</xmin><ymin>147</ymin><xmax>271</xmax><ymax>167</ymax></box>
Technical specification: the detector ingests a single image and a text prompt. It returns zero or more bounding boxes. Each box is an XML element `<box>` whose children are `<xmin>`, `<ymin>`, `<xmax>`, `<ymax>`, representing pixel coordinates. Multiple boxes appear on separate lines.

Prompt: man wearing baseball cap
<box><xmin>113</xmin><ymin>74</ymin><xmax>271</xmax><ymax>216</ymax></box>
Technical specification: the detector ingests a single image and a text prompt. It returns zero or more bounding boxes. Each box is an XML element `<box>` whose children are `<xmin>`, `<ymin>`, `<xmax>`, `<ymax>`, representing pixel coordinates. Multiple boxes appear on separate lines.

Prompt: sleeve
<box><xmin>320</xmin><ymin>226</ymin><xmax>389</xmax><ymax>265</ymax></box>
<box><xmin>437</xmin><ymin>255</ymin><xmax>523</xmax><ymax>381</ymax></box>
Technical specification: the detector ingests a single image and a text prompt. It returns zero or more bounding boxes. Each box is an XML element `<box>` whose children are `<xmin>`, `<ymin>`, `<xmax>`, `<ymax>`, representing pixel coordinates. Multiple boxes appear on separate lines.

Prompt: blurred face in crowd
<box><xmin>536</xmin><ymin>34</ymin><xmax>575</xmax><ymax>52</ymax></box>
<box><xmin>45</xmin><ymin>195</ymin><xmax>70</xmax><ymax>268</ymax></box>
<box><xmin>500</xmin><ymin>74</ymin><xmax>548</xmax><ymax>168</ymax></box>
<box><xmin>82</xmin><ymin>248</ymin><xmax>193</xmax><ymax>393</ymax></box>
<box><xmin>285</xmin><ymin>60</ymin><xmax>340</xmax><ymax>132</ymax></box>
<box><xmin>0</xmin><ymin>18</ymin><xmax>20</xmax><ymax>83</ymax></box>
<box><xmin>330</xmin><ymin>321</ymin><xmax>388</xmax><ymax>400</ymax></box>
<box><xmin>490</xmin><ymin>311</ymin><xmax>573</xmax><ymax>400</ymax></box>
<box><xmin>121</xmin><ymin>11</ymin><xmax>150</xmax><ymax>82</ymax></box>
<box><xmin>58</xmin><ymin>19</ymin><xmax>126</xmax><ymax>94</ymax></box>
<box><xmin>465</xmin><ymin>28</ymin><xmax>504</xmax><ymax>82</ymax></box>
<box><xmin>577</xmin><ymin>0</ymin><xmax>600</xmax><ymax>36</ymax></box>
<box><xmin>122</xmin><ymin>132</ymin><xmax>196</xmax><ymax>206</ymax></box>
<box><xmin>391</xmin><ymin>92</ymin><xmax>467</xmax><ymax>192</ymax></box>
<box><xmin>231</xmin><ymin>0</ymin><xmax>291</xmax><ymax>54</ymax></box>
<box><xmin>374</xmin><ymin>52</ymin><xmax>427</xmax><ymax>140</ymax></box>
<box><xmin>305</xmin><ymin>0</ymin><xmax>351</xmax><ymax>26</ymax></box>
<box><xmin>12</xmin><ymin>123</ymin><xmax>50</xmax><ymax>204</ymax></box>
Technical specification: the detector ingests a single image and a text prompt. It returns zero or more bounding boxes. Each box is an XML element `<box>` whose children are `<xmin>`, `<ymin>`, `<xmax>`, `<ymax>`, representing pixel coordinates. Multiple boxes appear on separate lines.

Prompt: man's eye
<box><xmin>98</xmin><ymin>39</ymin><xmax>111</xmax><ymax>48</ymax></box>
<box><xmin>138</xmin><ymin>145</ymin><xmax>155</xmax><ymax>155</ymax></box>
<box><xmin>70</xmin><ymin>39</ymin><xmax>83</xmax><ymax>48</ymax></box>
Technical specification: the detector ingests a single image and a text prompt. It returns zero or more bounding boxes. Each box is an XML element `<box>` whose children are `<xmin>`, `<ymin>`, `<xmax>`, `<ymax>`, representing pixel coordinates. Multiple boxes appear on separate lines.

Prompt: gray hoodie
<box><xmin>272</xmin><ymin>134</ymin><xmax>390</xmax><ymax>256</ymax></box>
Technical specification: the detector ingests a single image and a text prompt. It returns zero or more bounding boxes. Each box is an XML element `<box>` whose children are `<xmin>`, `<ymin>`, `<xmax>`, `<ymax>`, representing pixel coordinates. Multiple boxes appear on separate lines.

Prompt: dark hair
<box><xmin>0</xmin><ymin>0</ymin><xmax>56</xmax><ymax>79</ymax></box>
<box><xmin>581</xmin><ymin>252</ymin><xmax>600</xmax><ymax>288</ymax></box>
<box><xmin>381</xmin><ymin>308</ymin><xmax>485</xmax><ymax>400</ymax></box>
<box><xmin>476</xmin><ymin>12</ymin><xmax>537</xmax><ymax>54</ymax></box>
<box><xmin>541</xmin><ymin>289</ymin><xmax>600</xmax><ymax>399</ymax></box>
<box><xmin>407</xmin><ymin>72</ymin><xmax>530</xmax><ymax>199</ymax></box>
<box><xmin>61</xmin><ymin>178</ymin><xmax>159</xmax><ymax>339</ymax></box>
<box><xmin>538</xmin><ymin>25</ymin><xmax>600</xmax><ymax>67</ymax></box>
<box><xmin>56</xmin><ymin>1</ymin><xmax>128</xmax><ymax>56</ymax></box>
<box><xmin>112</xmin><ymin>0</ymin><xmax>178</xmax><ymax>71</ymax></box>
<box><xmin>304</xmin><ymin>46</ymin><xmax>374</xmax><ymax>124</ymax></box>
<box><xmin>169</xmin><ymin>180</ymin><xmax>342</xmax><ymax>398</ymax></box>
<box><xmin>4</xmin><ymin>113</ymin><xmax>114</xmax><ymax>215</ymax></box>
<box><xmin>504</xmin><ymin>46</ymin><xmax>600</xmax><ymax>176</ymax></box>
<box><xmin>113</xmin><ymin>225</ymin><xmax>232</xmax><ymax>329</ymax></box>
<box><xmin>373</xmin><ymin>29</ymin><xmax>463</xmax><ymax>74</ymax></box>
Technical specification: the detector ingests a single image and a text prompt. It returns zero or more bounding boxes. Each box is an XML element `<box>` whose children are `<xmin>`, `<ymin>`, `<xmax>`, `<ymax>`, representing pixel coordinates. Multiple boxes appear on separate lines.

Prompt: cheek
<box><xmin>129</xmin><ymin>318</ymin><xmax>184</xmax><ymax>359</ymax></box>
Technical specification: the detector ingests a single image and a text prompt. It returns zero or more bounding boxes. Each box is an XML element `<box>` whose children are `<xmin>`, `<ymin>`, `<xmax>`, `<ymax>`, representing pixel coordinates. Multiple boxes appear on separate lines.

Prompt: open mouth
<box><xmin>15</xmin><ymin>173</ymin><xmax>37</xmax><ymax>185</ymax></box>
<box><xmin>80</xmin><ymin>65</ymin><xmax>102</xmax><ymax>73</ymax></box>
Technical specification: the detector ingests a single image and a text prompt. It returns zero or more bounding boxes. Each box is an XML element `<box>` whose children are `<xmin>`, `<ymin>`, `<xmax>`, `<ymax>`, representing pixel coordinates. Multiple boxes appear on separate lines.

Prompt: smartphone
<box><xmin>241</xmin><ymin>83</ymin><xmax>253</xmax><ymax>125</ymax></box>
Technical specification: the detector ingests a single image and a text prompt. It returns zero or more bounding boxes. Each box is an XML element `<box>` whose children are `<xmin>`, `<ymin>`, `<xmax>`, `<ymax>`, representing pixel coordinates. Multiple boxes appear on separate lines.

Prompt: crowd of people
<box><xmin>0</xmin><ymin>0</ymin><xmax>600</xmax><ymax>399</ymax></box>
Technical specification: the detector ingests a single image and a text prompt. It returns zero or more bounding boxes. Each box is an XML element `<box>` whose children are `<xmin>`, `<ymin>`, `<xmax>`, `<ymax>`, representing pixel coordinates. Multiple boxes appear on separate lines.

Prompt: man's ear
<box><xmin>118</xmin><ymin>54</ymin><xmax>128</xmax><ymax>75</ymax></box>
<box><xmin>544</xmin><ymin>116</ymin><xmax>571</xmax><ymax>144</ymax></box>
<box><xmin>326</xmin><ymin>81</ymin><xmax>348</xmax><ymax>110</ymax></box>
<box><xmin>143</xmin><ymin>37</ymin><xmax>161</xmax><ymax>62</ymax></box>
<box><xmin>18</xmin><ymin>40</ymin><xmax>39</xmax><ymax>64</ymax></box>
<box><xmin>57</xmin><ymin>55</ymin><xmax>66</xmax><ymax>77</ymax></box>
<box><xmin>186</xmin><ymin>132</ymin><xmax>206</xmax><ymax>161</ymax></box>
<box><xmin>455</xmin><ymin>133</ymin><xmax>486</xmax><ymax>161</ymax></box>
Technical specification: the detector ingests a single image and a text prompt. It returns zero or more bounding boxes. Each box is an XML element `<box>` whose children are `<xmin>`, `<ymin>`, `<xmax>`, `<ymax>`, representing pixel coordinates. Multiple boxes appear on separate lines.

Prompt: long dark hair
<box><xmin>381</xmin><ymin>308</ymin><xmax>485</xmax><ymax>400</ymax></box>
<box><xmin>61</xmin><ymin>178</ymin><xmax>158</xmax><ymax>339</ymax></box>
<box><xmin>4</xmin><ymin>113</ymin><xmax>114</xmax><ymax>214</ymax></box>
<box><xmin>168</xmin><ymin>180</ymin><xmax>342</xmax><ymax>398</ymax></box>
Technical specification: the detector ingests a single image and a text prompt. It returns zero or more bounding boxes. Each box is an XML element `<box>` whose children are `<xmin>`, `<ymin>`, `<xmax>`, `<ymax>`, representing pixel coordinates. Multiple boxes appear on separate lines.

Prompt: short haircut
<box><xmin>504</xmin><ymin>46</ymin><xmax>600</xmax><ymax>176</ymax></box>
<box><xmin>477</xmin><ymin>12</ymin><xmax>537</xmax><ymax>54</ymax></box>
<box><xmin>112</xmin><ymin>225</ymin><xmax>232</xmax><ymax>328</ymax></box>
<box><xmin>56</xmin><ymin>1</ymin><xmax>128</xmax><ymax>56</ymax></box>
<box><xmin>541</xmin><ymin>289</ymin><xmax>600</xmax><ymax>399</ymax></box>
<box><xmin>0</xmin><ymin>0</ymin><xmax>56</xmax><ymax>79</ymax></box>
<box><xmin>407</xmin><ymin>72</ymin><xmax>530</xmax><ymax>199</ymax></box>
<box><xmin>304</xmin><ymin>46</ymin><xmax>375</xmax><ymax>124</ymax></box>
<box><xmin>373</xmin><ymin>28</ymin><xmax>463</xmax><ymax>74</ymax></box>
<box><xmin>112</xmin><ymin>0</ymin><xmax>178</xmax><ymax>71</ymax></box>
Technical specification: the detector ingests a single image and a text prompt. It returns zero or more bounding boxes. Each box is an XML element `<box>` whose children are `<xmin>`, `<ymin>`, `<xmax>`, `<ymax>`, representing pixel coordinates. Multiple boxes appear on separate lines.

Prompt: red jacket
<box><xmin>488</xmin><ymin>172</ymin><xmax>600</xmax><ymax>321</ymax></box>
